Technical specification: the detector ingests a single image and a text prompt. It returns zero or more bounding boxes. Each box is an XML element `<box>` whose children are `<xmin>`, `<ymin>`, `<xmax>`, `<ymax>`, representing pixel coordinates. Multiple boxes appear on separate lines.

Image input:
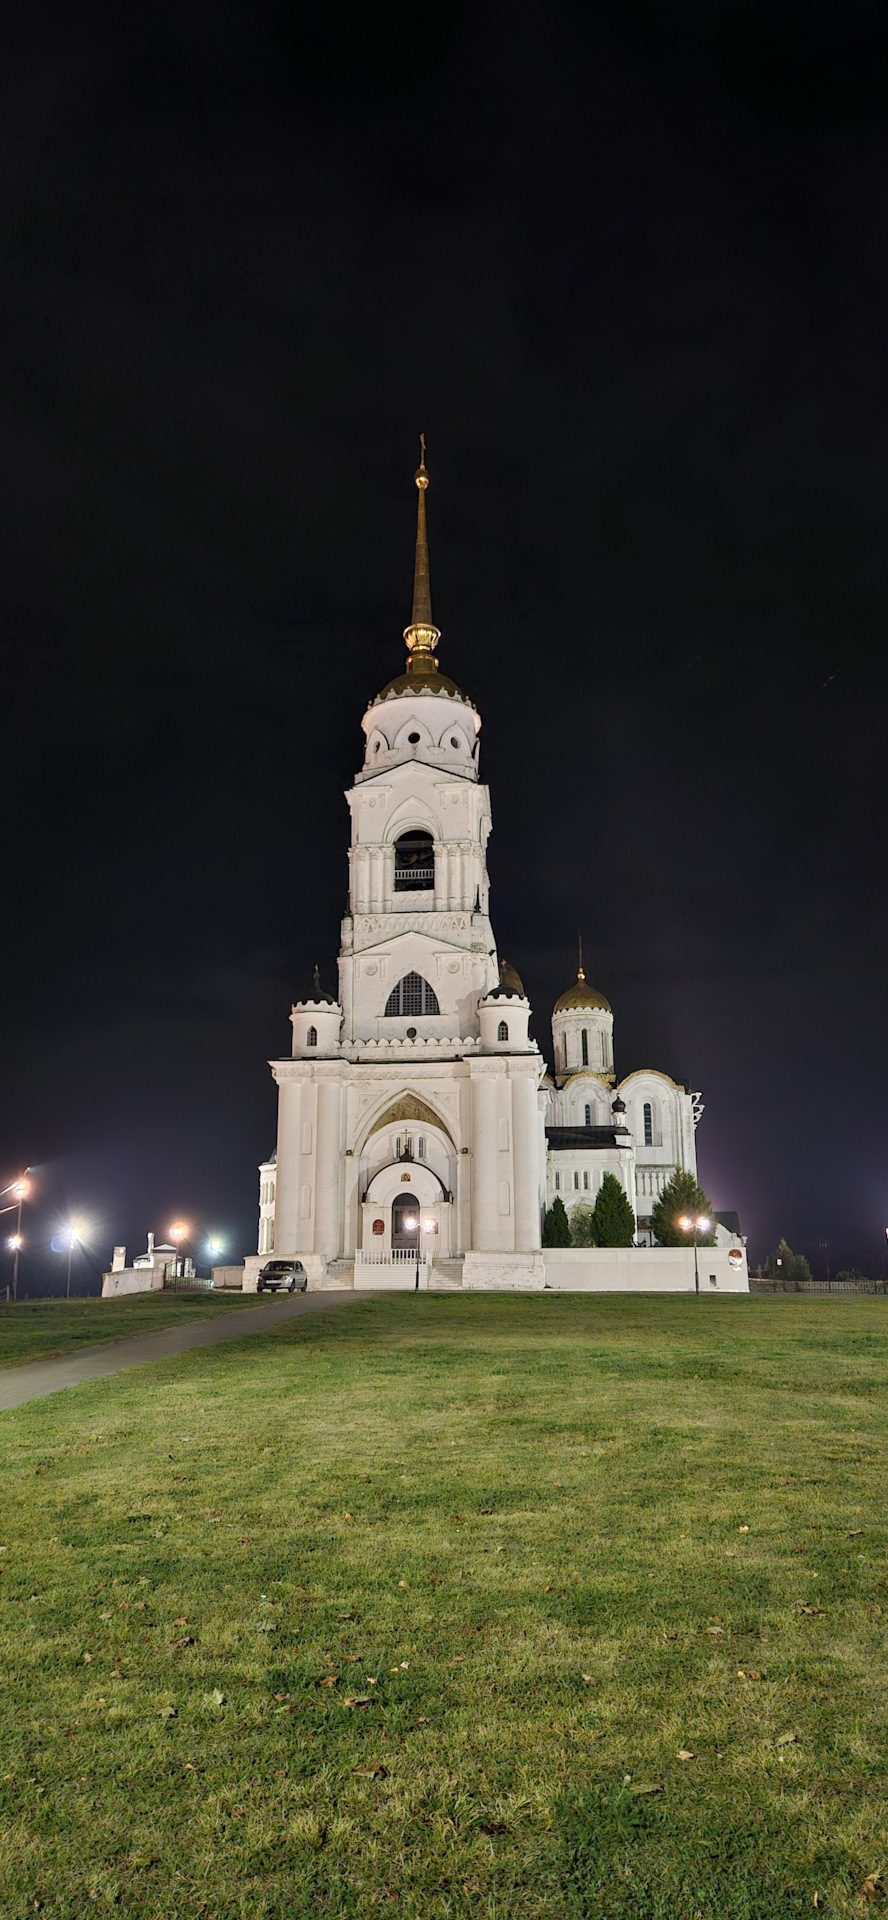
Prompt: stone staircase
<box><xmin>320</xmin><ymin>1258</ymin><xmax>355</xmax><ymax>1289</ymax></box>
<box><xmin>428</xmin><ymin>1257</ymin><xmax>465</xmax><ymax>1290</ymax></box>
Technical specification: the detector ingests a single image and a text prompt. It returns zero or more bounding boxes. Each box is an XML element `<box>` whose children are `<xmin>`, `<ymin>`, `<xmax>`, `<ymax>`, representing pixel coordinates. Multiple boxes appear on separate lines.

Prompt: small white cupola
<box><xmin>551</xmin><ymin>941</ymin><xmax>614</xmax><ymax>1082</ymax></box>
<box><xmin>291</xmin><ymin>964</ymin><xmax>343</xmax><ymax>1056</ymax></box>
<box><xmin>478</xmin><ymin>957</ymin><xmax>533</xmax><ymax>1051</ymax></box>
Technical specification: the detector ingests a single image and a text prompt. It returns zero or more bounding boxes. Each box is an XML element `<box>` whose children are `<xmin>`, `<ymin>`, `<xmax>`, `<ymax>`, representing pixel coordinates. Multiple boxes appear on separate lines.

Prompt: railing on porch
<box><xmin>356</xmin><ymin>1248</ymin><xmax>418</xmax><ymax>1265</ymax></box>
<box><xmin>355</xmin><ymin>1250</ymin><xmax>433</xmax><ymax>1287</ymax></box>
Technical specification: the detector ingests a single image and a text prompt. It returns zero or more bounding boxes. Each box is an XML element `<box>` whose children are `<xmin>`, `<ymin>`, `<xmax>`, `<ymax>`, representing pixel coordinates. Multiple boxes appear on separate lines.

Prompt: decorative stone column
<box><xmin>314</xmin><ymin>1072</ymin><xmax>344</xmax><ymax>1258</ymax></box>
<box><xmin>470</xmin><ymin>1066</ymin><xmax>499</xmax><ymax>1249</ymax></box>
<box><xmin>272</xmin><ymin>1067</ymin><xmax>309</xmax><ymax>1254</ymax></box>
<box><xmin>511</xmin><ymin>1066</ymin><xmax>542</xmax><ymax>1251</ymax></box>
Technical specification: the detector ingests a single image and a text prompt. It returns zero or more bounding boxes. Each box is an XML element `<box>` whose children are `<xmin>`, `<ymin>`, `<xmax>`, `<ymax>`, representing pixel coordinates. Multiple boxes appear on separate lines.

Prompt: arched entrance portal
<box><xmin>391</xmin><ymin>1191</ymin><xmax>421</xmax><ymax>1252</ymax></box>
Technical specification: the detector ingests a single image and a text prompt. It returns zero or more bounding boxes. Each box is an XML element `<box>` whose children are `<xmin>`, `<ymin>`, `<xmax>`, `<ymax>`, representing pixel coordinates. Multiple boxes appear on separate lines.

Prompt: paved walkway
<box><xmin>0</xmin><ymin>1291</ymin><xmax>361</xmax><ymax>1413</ymax></box>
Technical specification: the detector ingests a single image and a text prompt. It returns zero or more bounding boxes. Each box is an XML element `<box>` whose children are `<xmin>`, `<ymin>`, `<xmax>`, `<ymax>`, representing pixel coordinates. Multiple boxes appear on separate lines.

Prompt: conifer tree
<box><xmin>651</xmin><ymin>1167</ymin><xmax>716</xmax><ymax>1247</ymax></box>
<box><xmin>589</xmin><ymin>1172</ymin><xmax>636</xmax><ymax>1247</ymax></box>
<box><xmin>542</xmin><ymin>1195</ymin><xmax>572</xmax><ymax>1246</ymax></box>
<box><xmin>764</xmin><ymin>1238</ymin><xmax>812</xmax><ymax>1285</ymax></box>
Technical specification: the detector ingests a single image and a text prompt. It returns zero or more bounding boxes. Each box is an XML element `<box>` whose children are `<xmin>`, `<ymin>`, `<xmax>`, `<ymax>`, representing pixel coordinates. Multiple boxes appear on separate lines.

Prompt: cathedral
<box><xmin>252</xmin><ymin>452</ymin><xmax>745</xmax><ymax>1292</ymax></box>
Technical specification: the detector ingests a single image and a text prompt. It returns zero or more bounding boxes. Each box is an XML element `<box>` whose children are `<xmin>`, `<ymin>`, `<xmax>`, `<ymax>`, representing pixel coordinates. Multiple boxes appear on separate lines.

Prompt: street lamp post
<box><xmin>12</xmin><ymin>1177</ymin><xmax>27</xmax><ymax>1299</ymax></box>
<box><xmin>1</xmin><ymin>1173</ymin><xmax>30</xmax><ymax>1300</ymax></box>
<box><xmin>65</xmin><ymin>1224</ymin><xmax>83</xmax><ymax>1298</ymax></box>
<box><xmin>678</xmin><ymin>1213</ymin><xmax>711</xmax><ymax>1294</ymax></box>
<box><xmin>169</xmin><ymin>1223</ymin><xmax>190</xmax><ymax>1286</ymax></box>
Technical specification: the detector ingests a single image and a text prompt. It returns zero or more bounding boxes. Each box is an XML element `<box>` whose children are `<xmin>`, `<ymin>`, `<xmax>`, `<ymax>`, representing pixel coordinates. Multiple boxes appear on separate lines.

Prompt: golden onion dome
<box><xmin>553</xmin><ymin>966</ymin><xmax>611</xmax><ymax>1014</ymax></box>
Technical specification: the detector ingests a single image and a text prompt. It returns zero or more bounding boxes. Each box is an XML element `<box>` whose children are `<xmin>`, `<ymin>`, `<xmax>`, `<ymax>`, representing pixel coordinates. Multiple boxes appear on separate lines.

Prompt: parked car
<box><xmin>257</xmin><ymin>1259</ymin><xmax>307</xmax><ymax>1294</ymax></box>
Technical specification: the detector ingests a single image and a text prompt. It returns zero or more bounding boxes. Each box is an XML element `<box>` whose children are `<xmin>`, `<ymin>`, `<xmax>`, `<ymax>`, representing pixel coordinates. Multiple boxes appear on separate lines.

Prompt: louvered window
<box><xmin>384</xmin><ymin>972</ymin><xmax>440</xmax><ymax>1017</ymax></box>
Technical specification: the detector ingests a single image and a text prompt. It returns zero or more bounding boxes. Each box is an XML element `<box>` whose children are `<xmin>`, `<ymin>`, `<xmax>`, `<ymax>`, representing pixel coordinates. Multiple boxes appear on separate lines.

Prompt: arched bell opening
<box><xmin>393</xmin><ymin>831</ymin><xmax>434</xmax><ymax>892</ymax></box>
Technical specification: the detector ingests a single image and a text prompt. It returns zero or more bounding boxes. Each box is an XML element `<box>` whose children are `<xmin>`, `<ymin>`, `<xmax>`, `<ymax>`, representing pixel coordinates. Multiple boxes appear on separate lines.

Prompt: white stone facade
<box><xmin>256</xmin><ymin>454</ymin><xmax>743</xmax><ymax>1285</ymax></box>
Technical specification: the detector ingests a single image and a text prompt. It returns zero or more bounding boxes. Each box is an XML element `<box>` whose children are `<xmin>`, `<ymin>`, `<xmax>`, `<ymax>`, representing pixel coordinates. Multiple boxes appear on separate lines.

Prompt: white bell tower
<box><xmin>265</xmin><ymin>443</ymin><xmax>547</xmax><ymax>1279</ymax></box>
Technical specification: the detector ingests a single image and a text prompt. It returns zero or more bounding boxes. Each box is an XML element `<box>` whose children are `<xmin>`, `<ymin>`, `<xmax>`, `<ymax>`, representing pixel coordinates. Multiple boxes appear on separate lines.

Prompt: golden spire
<box><xmin>403</xmin><ymin>433</ymin><xmax>441</xmax><ymax>674</ymax></box>
<box><xmin>577</xmin><ymin>931</ymin><xmax>585</xmax><ymax>983</ymax></box>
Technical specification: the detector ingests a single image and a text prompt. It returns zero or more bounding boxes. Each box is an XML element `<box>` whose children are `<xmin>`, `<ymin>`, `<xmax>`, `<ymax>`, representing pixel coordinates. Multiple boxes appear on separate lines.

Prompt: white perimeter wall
<box><xmin>101</xmin><ymin>1269</ymin><xmax>165</xmax><ymax>1298</ymax></box>
<box><xmin>544</xmin><ymin>1247</ymin><xmax>748</xmax><ymax>1292</ymax></box>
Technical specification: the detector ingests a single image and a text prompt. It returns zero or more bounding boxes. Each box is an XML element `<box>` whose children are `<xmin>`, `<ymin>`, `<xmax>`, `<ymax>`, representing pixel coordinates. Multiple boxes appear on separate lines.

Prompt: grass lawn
<box><xmin>0</xmin><ymin>1292</ymin><xmax>886</xmax><ymax>1919</ymax></box>
<box><xmin>0</xmin><ymin>1291</ymin><xmax>260</xmax><ymax>1369</ymax></box>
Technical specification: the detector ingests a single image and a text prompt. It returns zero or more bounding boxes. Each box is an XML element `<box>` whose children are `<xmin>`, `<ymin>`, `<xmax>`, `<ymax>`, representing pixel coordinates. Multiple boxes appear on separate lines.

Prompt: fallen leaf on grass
<box><xmin>343</xmin><ymin>1655</ymin><xmax>361</xmax><ymax>1663</ymax></box>
<box><xmin>581</xmin><ymin>1674</ymin><xmax>595</xmax><ymax>1686</ymax></box>
<box><xmin>447</xmin><ymin>1655</ymin><xmax>466</xmax><ymax>1665</ymax></box>
<box><xmin>705</xmin><ymin>1626</ymin><xmax>725</xmax><ymax>1637</ymax></box>
<box><xmin>318</xmin><ymin>1675</ymin><xmax>338</xmax><ymax>1688</ymax></box>
<box><xmin>796</xmin><ymin>1605</ymin><xmax>824</xmax><ymax>1617</ymax></box>
<box><xmin>628</xmin><ymin>1782</ymin><xmax>663</xmax><ymax>1796</ymax></box>
<box><xmin>776</xmin><ymin>1732</ymin><xmax>799</xmax><ymax>1747</ymax></box>
<box><xmin>343</xmin><ymin>1697</ymin><xmax>371</xmax><ymax>1709</ymax></box>
<box><xmin>676</xmin><ymin>1750</ymin><xmax>695</xmax><ymax>1762</ymax></box>
<box><xmin>861</xmin><ymin>1871</ymin><xmax>886</xmax><ymax>1901</ymax></box>
<box><xmin>737</xmin><ymin>1669</ymin><xmax>762</xmax><ymax>1681</ymax></box>
<box><xmin>158</xmin><ymin>1704</ymin><xmax>177</xmax><ymax>1721</ymax></box>
<box><xmin>738</xmin><ymin>1525</ymin><xmax>750</xmax><ymax>1533</ymax></box>
<box><xmin>202</xmin><ymin>1689</ymin><xmax>225</xmax><ymax>1710</ymax></box>
<box><xmin>848</xmin><ymin>1529</ymin><xmax>863</xmax><ymax>1538</ymax></box>
<box><xmin>353</xmin><ymin>1763</ymin><xmax>387</xmax><ymax>1777</ymax></box>
<box><xmin>172</xmin><ymin>1617</ymin><xmax>188</xmax><ymax>1626</ymax></box>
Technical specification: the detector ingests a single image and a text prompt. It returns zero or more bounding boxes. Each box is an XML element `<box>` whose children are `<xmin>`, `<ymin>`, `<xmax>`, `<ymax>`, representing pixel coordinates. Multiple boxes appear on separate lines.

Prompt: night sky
<box><xmin>3</xmin><ymin>2</ymin><xmax>887</xmax><ymax>1291</ymax></box>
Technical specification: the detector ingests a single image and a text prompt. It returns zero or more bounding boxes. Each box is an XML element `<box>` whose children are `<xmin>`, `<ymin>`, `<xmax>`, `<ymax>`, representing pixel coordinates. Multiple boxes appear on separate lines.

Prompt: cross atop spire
<box><xmin>577</xmin><ymin>930</ymin><xmax>585</xmax><ymax>983</ymax></box>
<box><xmin>403</xmin><ymin>433</ymin><xmax>441</xmax><ymax>674</ymax></box>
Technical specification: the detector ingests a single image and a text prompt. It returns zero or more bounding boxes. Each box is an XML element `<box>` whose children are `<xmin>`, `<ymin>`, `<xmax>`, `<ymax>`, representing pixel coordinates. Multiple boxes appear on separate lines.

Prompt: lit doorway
<box><xmin>391</xmin><ymin>1192</ymin><xmax>420</xmax><ymax>1252</ymax></box>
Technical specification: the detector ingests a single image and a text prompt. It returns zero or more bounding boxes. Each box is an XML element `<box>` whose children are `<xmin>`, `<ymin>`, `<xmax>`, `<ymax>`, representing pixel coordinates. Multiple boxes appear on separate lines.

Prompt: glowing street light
<box><xmin>678</xmin><ymin>1213</ymin><xmax>711</xmax><ymax>1295</ymax></box>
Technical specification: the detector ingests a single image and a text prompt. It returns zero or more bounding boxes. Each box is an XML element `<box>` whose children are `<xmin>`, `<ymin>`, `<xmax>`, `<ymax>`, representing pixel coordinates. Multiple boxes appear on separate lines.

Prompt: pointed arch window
<box><xmin>643</xmin><ymin>1101</ymin><xmax>653</xmax><ymax>1146</ymax></box>
<box><xmin>497</xmin><ymin>1019</ymin><xmax>509</xmax><ymax>1041</ymax></box>
<box><xmin>584</xmin><ymin>1103</ymin><xmax>592</xmax><ymax>1125</ymax></box>
<box><xmin>384</xmin><ymin>972</ymin><xmax>440</xmax><ymax>1017</ymax></box>
<box><xmin>581</xmin><ymin>1028</ymin><xmax>589</xmax><ymax>1065</ymax></box>
<box><xmin>306</xmin><ymin>1025</ymin><xmax>318</xmax><ymax>1047</ymax></box>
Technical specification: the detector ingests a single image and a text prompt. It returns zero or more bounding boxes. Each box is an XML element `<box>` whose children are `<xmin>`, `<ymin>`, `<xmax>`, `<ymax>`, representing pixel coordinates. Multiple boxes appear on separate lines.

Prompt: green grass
<box><xmin>0</xmin><ymin>1290</ymin><xmax>259</xmax><ymax>1368</ymax></box>
<box><xmin>1</xmin><ymin>1292</ymin><xmax>887</xmax><ymax>1918</ymax></box>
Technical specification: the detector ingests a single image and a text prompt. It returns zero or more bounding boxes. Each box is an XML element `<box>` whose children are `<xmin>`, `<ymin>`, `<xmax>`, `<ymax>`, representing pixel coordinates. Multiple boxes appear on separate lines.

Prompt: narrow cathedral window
<box><xmin>643</xmin><ymin>1101</ymin><xmax>653</xmax><ymax>1146</ymax></box>
<box><xmin>385</xmin><ymin>972</ymin><xmax>440</xmax><ymax>1017</ymax></box>
<box><xmin>554</xmin><ymin>1172</ymin><xmax>561</xmax><ymax>1190</ymax></box>
<box><xmin>573</xmin><ymin>1171</ymin><xmax>579</xmax><ymax>1189</ymax></box>
<box><xmin>583</xmin><ymin>1170</ymin><xmax>589</xmax><ymax>1190</ymax></box>
<box><xmin>581</xmin><ymin>1028</ymin><xmax>589</xmax><ymax>1065</ymax></box>
<box><xmin>497</xmin><ymin>1019</ymin><xmax>509</xmax><ymax>1041</ymax></box>
<box><xmin>307</xmin><ymin>1026</ymin><xmax>317</xmax><ymax>1047</ymax></box>
<box><xmin>584</xmin><ymin>1103</ymin><xmax>592</xmax><ymax>1125</ymax></box>
<box><xmin>418</xmin><ymin>1137</ymin><xmax>425</xmax><ymax>1159</ymax></box>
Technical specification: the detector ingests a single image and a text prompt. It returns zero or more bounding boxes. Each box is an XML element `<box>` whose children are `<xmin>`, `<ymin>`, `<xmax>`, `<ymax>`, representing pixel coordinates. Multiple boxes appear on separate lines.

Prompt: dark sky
<box><xmin>3</xmin><ymin>1</ymin><xmax>887</xmax><ymax>1289</ymax></box>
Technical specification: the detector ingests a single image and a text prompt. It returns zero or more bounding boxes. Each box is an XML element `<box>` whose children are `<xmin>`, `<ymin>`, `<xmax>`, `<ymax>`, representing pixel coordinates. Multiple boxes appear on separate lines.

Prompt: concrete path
<box><xmin>0</xmin><ymin>1291</ymin><xmax>362</xmax><ymax>1414</ymax></box>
